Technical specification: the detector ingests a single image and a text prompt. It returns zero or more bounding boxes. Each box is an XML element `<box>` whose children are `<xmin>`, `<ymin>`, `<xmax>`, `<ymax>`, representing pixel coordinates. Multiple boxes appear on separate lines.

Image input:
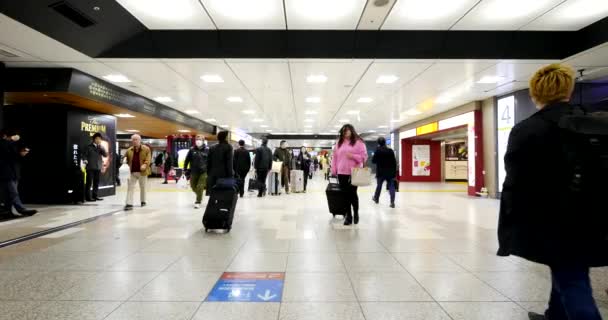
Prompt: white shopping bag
<box><xmin>351</xmin><ymin>167</ymin><xmax>372</xmax><ymax>187</ymax></box>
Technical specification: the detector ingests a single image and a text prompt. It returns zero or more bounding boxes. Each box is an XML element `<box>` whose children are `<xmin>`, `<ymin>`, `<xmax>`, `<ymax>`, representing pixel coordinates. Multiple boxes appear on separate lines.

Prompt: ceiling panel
<box><xmin>382</xmin><ymin>0</ymin><xmax>479</xmax><ymax>30</ymax></box>
<box><xmin>453</xmin><ymin>0</ymin><xmax>564</xmax><ymax>30</ymax></box>
<box><xmin>285</xmin><ymin>0</ymin><xmax>368</xmax><ymax>29</ymax></box>
<box><xmin>115</xmin><ymin>0</ymin><xmax>215</xmax><ymax>29</ymax></box>
<box><xmin>201</xmin><ymin>0</ymin><xmax>285</xmax><ymax>29</ymax></box>
<box><xmin>564</xmin><ymin>43</ymin><xmax>608</xmax><ymax>67</ymax></box>
<box><xmin>522</xmin><ymin>0</ymin><xmax>608</xmax><ymax>30</ymax></box>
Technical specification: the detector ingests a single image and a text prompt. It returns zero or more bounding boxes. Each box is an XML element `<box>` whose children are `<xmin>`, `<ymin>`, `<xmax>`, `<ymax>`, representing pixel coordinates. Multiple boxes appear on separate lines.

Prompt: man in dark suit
<box><xmin>233</xmin><ymin>140</ymin><xmax>251</xmax><ymax>198</ymax></box>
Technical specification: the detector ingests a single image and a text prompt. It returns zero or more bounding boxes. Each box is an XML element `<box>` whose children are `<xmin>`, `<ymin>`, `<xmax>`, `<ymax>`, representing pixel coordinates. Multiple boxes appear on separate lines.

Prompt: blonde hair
<box><xmin>529</xmin><ymin>63</ymin><xmax>575</xmax><ymax>107</ymax></box>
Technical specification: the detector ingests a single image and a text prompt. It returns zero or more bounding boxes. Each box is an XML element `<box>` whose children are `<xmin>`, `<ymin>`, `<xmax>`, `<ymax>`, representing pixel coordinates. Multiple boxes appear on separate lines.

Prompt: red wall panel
<box><xmin>400</xmin><ymin>140</ymin><xmax>442</xmax><ymax>182</ymax></box>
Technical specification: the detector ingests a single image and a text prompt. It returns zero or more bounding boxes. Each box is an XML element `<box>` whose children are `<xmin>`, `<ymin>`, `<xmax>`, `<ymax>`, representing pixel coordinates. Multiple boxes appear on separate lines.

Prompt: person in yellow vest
<box><xmin>124</xmin><ymin>134</ymin><xmax>151</xmax><ymax>211</ymax></box>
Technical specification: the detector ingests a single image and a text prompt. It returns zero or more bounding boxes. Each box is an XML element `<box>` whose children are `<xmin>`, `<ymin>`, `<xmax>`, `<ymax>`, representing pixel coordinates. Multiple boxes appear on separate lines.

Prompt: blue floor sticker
<box><xmin>207</xmin><ymin>272</ymin><xmax>284</xmax><ymax>302</ymax></box>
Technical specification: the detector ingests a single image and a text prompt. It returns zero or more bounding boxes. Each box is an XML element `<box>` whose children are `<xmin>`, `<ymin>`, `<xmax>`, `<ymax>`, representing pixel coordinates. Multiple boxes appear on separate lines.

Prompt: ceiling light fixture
<box><xmin>346</xmin><ymin>110</ymin><xmax>360</xmax><ymax>115</ymax></box>
<box><xmin>304</xmin><ymin>119</ymin><xmax>315</xmax><ymax>123</ymax></box>
<box><xmin>306</xmin><ymin>74</ymin><xmax>328</xmax><ymax>83</ymax></box>
<box><xmin>227</xmin><ymin>96</ymin><xmax>243</xmax><ymax>103</ymax></box>
<box><xmin>114</xmin><ymin>113</ymin><xmax>135</xmax><ymax>118</ymax></box>
<box><xmin>304</xmin><ymin>125</ymin><xmax>313</xmax><ymax>128</ymax></box>
<box><xmin>305</xmin><ymin>110</ymin><xmax>318</xmax><ymax>115</ymax></box>
<box><xmin>201</xmin><ymin>74</ymin><xmax>224</xmax><ymax>83</ymax></box>
<box><xmin>357</xmin><ymin>97</ymin><xmax>373</xmax><ymax>103</ymax></box>
<box><xmin>242</xmin><ymin>109</ymin><xmax>256</xmax><ymax>114</ymax></box>
<box><xmin>220</xmin><ymin>124</ymin><xmax>229</xmax><ymax>128</ymax></box>
<box><xmin>477</xmin><ymin>75</ymin><xmax>506</xmax><ymax>84</ymax></box>
<box><xmin>368</xmin><ymin>130</ymin><xmax>377</xmax><ymax>133</ymax></box>
<box><xmin>334</xmin><ymin>125</ymin><xmax>342</xmax><ymax>128</ymax></box>
<box><xmin>306</xmin><ymin>97</ymin><xmax>321</xmax><ymax>103</ymax></box>
<box><xmin>405</xmin><ymin>109</ymin><xmax>422</xmax><ymax>116</ymax></box>
<box><xmin>338</xmin><ymin>119</ymin><xmax>350</xmax><ymax>123</ymax></box>
<box><xmin>178</xmin><ymin>129</ymin><xmax>190</xmax><ymax>133</ymax></box>
<box><xmin>205</xmin><ymin>118</ymin><xmax>217</xmax><ymax>122</ymax></box>
<box><xmin>184</xmin><ymin>110</ymin><xmax>200</xmax><ymax>114</ymax></box>
<box><xmin>252</xmin><ymin>118</ymin><xmax>264</xmax><ymax>122</ymax></box>
<box><xmin>126</xmin><ymin>129</ymin><xmax>140</xmax><ymax>133</ymax></box>
<box><xmin>378</xmin><ymin>125</ymin><xmax>388</xmax><ymax>128</ymax></box>
<box><xmin>103</xmin><ymin>74</ymin><xmax>131</xmax><ymax>83</ymax></box>
<box><xmin>390</xmin><ymin>119</ymin><xmax>402</xmax><ymax>123</ymax></box>
<box><xmin>154</xmin><ymin>96</ymin><xmax>173</xmax><ymax>103</ymax></box>
<box><xmin>376</xmin><ymin>75</ymin><xmax>399</xmax><ymax>84</ymax></box>
<box><xmin>260</xmin><ymin>125</ymin><xmax>269</xmax><ymax>128</ymax></box>
<box><xmin>435</xmin><ymin>96</ymin><xmax>452</xmax><ymax>104</ymax></box>
<box><xmin>265</xmin><ymin>129</ymin><xmax>273</xmax><ymax>132</ymax></box>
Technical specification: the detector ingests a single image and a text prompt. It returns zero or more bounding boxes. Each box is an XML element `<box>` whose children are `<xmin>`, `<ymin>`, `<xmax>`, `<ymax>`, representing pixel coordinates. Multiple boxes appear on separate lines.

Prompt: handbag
<box><xmin>271</xmin><ymin>161</ymin><xmax>283</xmax><ymax>173</ymax></box>
<box><xmin>351</xmin><ymin>167</ymin><xmax>372</xmax><ymax>187</ymax></box>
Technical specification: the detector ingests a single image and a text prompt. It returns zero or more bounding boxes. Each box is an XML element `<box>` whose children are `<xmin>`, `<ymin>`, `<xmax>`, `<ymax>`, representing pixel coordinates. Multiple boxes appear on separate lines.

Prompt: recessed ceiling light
<box><xmin>260</xmin><ymin>125</ymin><xmax>269</xmax><ymax>128</ymax></box>
<box><xmin>178</xmin><ymin>129</ymin><xmax>190</xmax><ymax>133</ymax></box>
<box><xmin>405</xmin><ymin>109</ymin><xmax>422</xmax><ymax>116</ymax></box>
<box><xmin>338</xmin><ymin>119</ymin><xmax>350</xmax><ymax>123</ymax></box>
<box><xmin>376</xmin><ymin>75</ymin><xmax>399</xmax><ymax>84</ymax></box>
<box><xmin>306</xmin><ymin>74</ymin><xmax>328</xmax><ymax>83</ymax></box>
<box><xmin>378</xmin><ymin>125</ymin><xmax>388</xmax><ymax>128</ymax></box>
<box><xmin>227</xmin><ymin>96</ymin><xmax>243</xmax><ymax>103</ymax></box>
<box><xmin>205</xmin><ymin>118</ymin><xmax>217</xmax><ymax>122</ymax></box>
<box><xmin>346</xmin><ymin>110</ymin><xmax>360</xmax><ymax>115</ymax></box>
<box><xmin>334</xmin><ymin>125</ymin><xmax>342</xmax><ymax>128</ymax></box>
<box><xmin>304</xmin><ymin>119</ymin><xmax>315</xmax><ymax>123</ymax></box>
<box><xmin>126</xmin><ymin>129</ymin><xmax>140</xmax><ymax>133</ymax></box>
<box><xmin>184</xmin><ymin>110</ymin><xmax>200</xmax><ymax>114</ymax></box>
<box><xmin>252</xmin><ymin>118</ymin><xmax>264</xmax><ymax>122</ymax></box>
<box><xmin>103</xmin><ymin>74</ymin><xmax>131</xmax><ymax>83</ymax></box>
<box><xmin>242</xmin><ymin>109</ymin><xmax>256</xmax><ymax>114</ymax></box>
<box><xmin>304</xmin><ymin>125</ymin><xmax>313</xmax><ymax>128</ymax></box>
<box><xmin>265</xmin><ymin>129</ymin><xmax>273</xmax><ymax>132</ymax></box>
<box><xmin>220</xmin><ymin>124</ymin><xmax>229</xmax><ymax>128</ymax></box>
<box><xmin>368</xmin><ymin>130</ymin><xmax>377</xmax><ymax>133</ymax></box>
<box><xmin>306</xmin><ymin>97</ymin><xmax>321</xmax><ymax>103</ymax></box>
<box><xmin>435</xmin><ymin>96</ymin><xmax>451</xmax><ymax>104</ymax></box>
<box><xmin>357</xmin><ymin>97</ymin><xmax>373</xmax><ymax>103</ymax></box>
<box><xmin>114</xmin><ymin>113</ymin><xmax>135</xmax><ymax>118</ymax></box>
<box><xmin>321</xmin><ymin>132</ymin><xmax>335</xmax><ymax>135</ymax></box>
<box><xmin>201</xmin><ymin>74</ymin><xmax>224</xmax><ymax>83</ymax></box>
<box><xmin>390</xmin><ymin>119</ymin><xmax>402</xmax><ymax>123</ymax></box>
<box><xmin>305</xmin><ymin>110</ymin><xmax>318</xmax><ymax>115</ymax></box>
<box><xmin>154</xmin><ymin>96</ymin><xmax>173</xmax><ymax>103</ymax></box>
<box><xmin>477</xmin><ymin>76</ymin><xmax>506</xmax><ymax>84</ymax></box>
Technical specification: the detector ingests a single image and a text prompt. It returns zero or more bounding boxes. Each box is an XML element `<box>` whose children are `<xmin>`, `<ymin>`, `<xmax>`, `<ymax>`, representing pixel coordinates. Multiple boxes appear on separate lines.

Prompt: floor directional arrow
<box><xmin>257</xmin><ymin>289</ymin><xmax>277</xmax><ymax>301</ymax></box>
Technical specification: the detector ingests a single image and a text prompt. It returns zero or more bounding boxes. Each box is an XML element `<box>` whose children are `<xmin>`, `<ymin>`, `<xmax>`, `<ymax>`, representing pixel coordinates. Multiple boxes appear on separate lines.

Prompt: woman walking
<box><xmin>331</xmin><ymin>124</ymin><xmax>367</xmax><ymax>226</ymax></box>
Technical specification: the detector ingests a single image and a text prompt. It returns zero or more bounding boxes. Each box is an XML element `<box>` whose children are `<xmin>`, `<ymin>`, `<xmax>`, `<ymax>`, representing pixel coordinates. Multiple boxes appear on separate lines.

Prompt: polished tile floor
<box><xmin>0</xmin><ymin>173</ymin><xmax>606</xmax><ymax>320</ymax></box>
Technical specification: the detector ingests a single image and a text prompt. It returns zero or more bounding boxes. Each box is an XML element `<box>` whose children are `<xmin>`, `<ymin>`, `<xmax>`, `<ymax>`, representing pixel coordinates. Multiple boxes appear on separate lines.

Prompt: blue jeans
<box><xmin>374</xmin><ymin>175</ymin><xmax>395</xmax><ymax>204</ymax></box>
<box><xmin>546</xmin><ymin>266</ymin><xmax>602</xmax><ymax>320</ymax></box>
<box><xmin>1</xmin><ymin>180</ymin><xmax>26</xmax><ymax>212</ymax></box>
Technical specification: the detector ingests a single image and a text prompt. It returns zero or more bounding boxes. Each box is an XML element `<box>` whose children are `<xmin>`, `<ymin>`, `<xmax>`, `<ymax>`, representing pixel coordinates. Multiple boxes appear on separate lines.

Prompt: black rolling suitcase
<box><xmin>325</xmin><ymin>179</ymin><xmax>349</xmax><ymax>218</ymax></box>
<box><xmin>202</xmin><ymin>179</ymin><xmax>238</xmax><ymax>232</ymax></box>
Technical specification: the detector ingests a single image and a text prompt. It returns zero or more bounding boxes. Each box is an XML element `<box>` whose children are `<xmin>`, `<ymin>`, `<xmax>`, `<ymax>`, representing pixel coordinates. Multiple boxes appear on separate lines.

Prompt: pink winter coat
<box><xmin>331</xmin><ymin>139</ymin><xmax>368</xmax><ymax>176</ymax></box>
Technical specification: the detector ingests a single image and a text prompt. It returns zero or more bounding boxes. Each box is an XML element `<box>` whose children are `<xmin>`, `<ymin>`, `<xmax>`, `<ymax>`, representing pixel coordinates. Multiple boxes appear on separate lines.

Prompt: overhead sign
<box><xmin>416</xmin><ymin>122</ymin><xmax>438</xmax><ymax>135</ymax></box>
<box><xmin>497</xmin><ymin>95</ymin><xmax>515</xmax><ymax>192</ymax></box>
<box><xmin>207</xmin><ymin>272</ymin><xmax>284</xmax><ymax>303</ymax></box>
<box><xmin>438</xmin><ymin>112</ymin><xmax>474</xmax><ymax>131</ymax></box>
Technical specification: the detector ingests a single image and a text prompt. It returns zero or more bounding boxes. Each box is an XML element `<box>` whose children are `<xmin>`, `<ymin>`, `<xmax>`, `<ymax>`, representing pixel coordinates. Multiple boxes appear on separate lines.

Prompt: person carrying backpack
<box><xmin>498</xmin><ymin>63</ymin><xmax>608</xmax><ymax>320</ymax></box>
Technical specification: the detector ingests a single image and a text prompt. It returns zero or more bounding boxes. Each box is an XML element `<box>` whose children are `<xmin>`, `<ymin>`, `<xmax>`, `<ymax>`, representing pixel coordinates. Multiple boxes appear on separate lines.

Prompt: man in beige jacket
<box><xmin>124</xmin><ymin>134</ymin><xmax>151</xmax><ymax>211</ymax></box>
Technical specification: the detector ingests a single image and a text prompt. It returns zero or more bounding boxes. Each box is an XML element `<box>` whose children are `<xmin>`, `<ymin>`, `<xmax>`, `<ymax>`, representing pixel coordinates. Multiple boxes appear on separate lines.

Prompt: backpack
<box><xmin>556</xmin><ymin>108</ymin><xmax>608</xmax><ymax>196</ymax></box>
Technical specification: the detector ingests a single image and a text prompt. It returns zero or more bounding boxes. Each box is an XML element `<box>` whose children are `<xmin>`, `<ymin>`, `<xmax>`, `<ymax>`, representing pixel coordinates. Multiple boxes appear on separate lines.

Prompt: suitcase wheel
<box><xmin>226</xmin><ymin>228</ymin><xmax>231</xmax><ymax>233</ymax></box>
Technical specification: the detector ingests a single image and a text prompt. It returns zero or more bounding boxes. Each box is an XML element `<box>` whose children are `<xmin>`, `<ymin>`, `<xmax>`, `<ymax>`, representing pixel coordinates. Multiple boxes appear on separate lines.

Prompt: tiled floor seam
<box><xmin>336</xmin><ymin>243</ymin><xmax>371</xmax><ymax>320</ymax></box>
<box><xmin>382</xmin><ymin>241</ymin><xmax>456</xmax><ymax>320</ymax></box>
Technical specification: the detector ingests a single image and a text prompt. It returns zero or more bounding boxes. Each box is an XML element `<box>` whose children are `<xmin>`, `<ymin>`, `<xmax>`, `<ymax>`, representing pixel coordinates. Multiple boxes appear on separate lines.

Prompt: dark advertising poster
<box><xmin>67</xmin><ymin>110</ymin><xmax>117</xmax><ymax>197</ymax></box>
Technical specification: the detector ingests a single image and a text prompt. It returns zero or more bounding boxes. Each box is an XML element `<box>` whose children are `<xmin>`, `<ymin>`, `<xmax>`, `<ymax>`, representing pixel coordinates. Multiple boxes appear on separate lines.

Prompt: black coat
<box><xmin>184</xmin><ymin>147</ymin><xmax>208</xmax><ymax>175</ymax></box>
<box><xmin>207</xmin><ymin>142</ymin><xmax>233</xmax><ymax>179</ymax></box>
<box><xmin>82</xmin><ymin>143</ymin><xmax>108</xmax><ymax>171</ymax></box>
<box><xmin>254</xmin><ymin>145</ymin><xmax>273</xmax><ymax>171</ymax></box>
<box><xmin>0</xmin><ymin>139</ymin><xmax>19</xmax><ymax>181</ymax></box>
<box><xmin>297</xmin><ymin>152</ymin><xmax>312</xmax><ymax>172</ymax></box>
<box><xmin>497</xmin><ymin>102</ymin><xmax>608</xmax><ymax>267</ymax></box>
<box><xmin>372</xmin><ymin>146</ymin><xmax>397</xmax><ymax>178</ymax></box>
<box><xmin>233</xmin><ymin>147</ymin><xmax>251</xmax><ymax>175</ymax></box>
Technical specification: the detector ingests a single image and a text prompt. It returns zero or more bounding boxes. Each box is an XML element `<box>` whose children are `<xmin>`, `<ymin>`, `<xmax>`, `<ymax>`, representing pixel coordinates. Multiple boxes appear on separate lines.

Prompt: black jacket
<box><xmin>207</xmin><ymin>142</ymin><xmax>233</xmax><ymax>178</ymax></box>
<box><xmin>372</xmin><ymin>146</ymin><xmax>397</xmax><ymax>178</ymax></box>
<box><xmin>0</xmin><ymin>139</ymin><xmax>20</xmax><ymax>181</ymax></box>
<box><xmin>233</xmin><ymin>147</ymin><xmax>251</xmax><ymax>175</ymax></box>
<box><xmin>255</xmin><ymin>145</ymin><xmax>273</xmax><ymax>171</ymax></box>
<box><xmin>297</xmin><ymin>152</ymin><xmax>312</xmax><ymax>172</ymax></box>
<box><xmin>184</xmin><ymin>146</ymin><xmax>209</xmax><ymax>174</ymax></box>
<box><xmin>82</xmin><ymin>143</ymin><xmax>108</xmax><ymax>171</ymax></box>
<box><xmin>273</xmin><ymin>148</ymin><xmax>292</xmax><ymax>169</ymax></box>
<box><xmin>497</xmin><ymin>102</ymin><xmax>608</xmax><ymax>267</ymax></box>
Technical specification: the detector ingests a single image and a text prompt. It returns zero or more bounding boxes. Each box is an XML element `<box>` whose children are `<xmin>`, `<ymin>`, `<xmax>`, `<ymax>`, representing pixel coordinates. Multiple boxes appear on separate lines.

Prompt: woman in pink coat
<box><xmin>331</xmin><ymin>124</ymin><xmax>368</xmax><ymax>225</ymax></box>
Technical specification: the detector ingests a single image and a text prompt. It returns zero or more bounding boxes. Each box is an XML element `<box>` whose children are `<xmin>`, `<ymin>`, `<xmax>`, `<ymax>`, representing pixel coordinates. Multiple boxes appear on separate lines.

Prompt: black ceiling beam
<box><xmin>265</xmin><ymin>134</ymin><xmax>338</xmax><ymax>140</ymax></box>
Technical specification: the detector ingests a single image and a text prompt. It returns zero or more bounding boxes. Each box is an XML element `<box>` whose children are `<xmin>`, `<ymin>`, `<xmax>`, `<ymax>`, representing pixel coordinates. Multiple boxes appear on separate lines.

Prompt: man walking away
<box><xmin>372</xmin><ymin>137</ymin><xmax>397</xmax><ymax>208</ymax></box>
<box><xmin>254</xmin><ymin>137</ymin><xmax>273</xmax><ymax>197</ymax></box>
<box><xmin>184</xmin><ymin>135</ymin><xmax>209</xmax><ymax>209</ymax></box>
<box><xmin>0</xmin><ymin>130</ymin><xmax>37</xmax><ymax>217</ymax></box>
<box><xmin>273</xmin><ymin>140</ymin><xmax>291</xmax><ymax>194</ymax></box>
<box><xmin>124</xmin><ymin>134</ymin><xmax>151</xmax><ymax>211</ymax></box>
<box><xmin>233</xmin><ymin>140</ymin><xmax>251</xmax><ymax>198</ymax></box>
<box><xmin>159</xmin><ymin>151</ymin><xmax>174</xmax><ymax>184</ymax></box>
<box><xmin>207</xmin><ymin>131</ymin><xmax>234</xmax><ymax>190</ymax></box>
<box><xmin>82</xmin><ymin>132</ymin><xmax>108</xmax><ymax>202</ymax></box>
<box><xmin>498</xmin><ymin>64</ymin><xmax>608</xmax><ymax>320</ymax></box>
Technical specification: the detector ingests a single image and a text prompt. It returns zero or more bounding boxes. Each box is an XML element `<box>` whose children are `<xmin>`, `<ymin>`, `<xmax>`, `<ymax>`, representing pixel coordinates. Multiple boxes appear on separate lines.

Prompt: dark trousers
<box><xmin>281</xmin><ymin>166</ymin><xmax>290</xmax><ymax>192</ymax></box>
<box><xmin>236</xmin><ymin>170</ymin><xmax>249</xmax><ymax>197</ymax></box>
<box><xmin>374</xmin><ymin>175</ymin><xmax>396</xmax><ymax>204</ymax></box>
<box><xmin>302</xmin><ymin>170</ymin><xmax>309</xmax><ymax>191</ymax></box>
<box><xmin>85</xmin><ymin>169</ymin><xmax>101</xmax><ymax>200</ymax></box>
<box><xmin>545</xmin><ymin>266</ymin><xmax>602</xmax><ymax>320</ymax></box>
<box><xmin>1</xmin><ymin>180</ymin><xmax>26</xmax><ymax>212</ymax></box>
<box><xmin>338</xmin><ymin>174</ymin><xmax>359</xmax><ymax>222</ymax></box>
<box><xmin>256</xmin><ymin>169</ymin><xmax>269</xmax><ymax>196</ymax></box>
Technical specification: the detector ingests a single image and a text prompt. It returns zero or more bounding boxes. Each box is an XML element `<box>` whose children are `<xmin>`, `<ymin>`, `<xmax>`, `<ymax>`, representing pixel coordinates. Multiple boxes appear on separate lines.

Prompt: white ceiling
<box><xmin>112</xmin><ymin>0</ymin><xmax>608</xmax><ymax>31</ymax></box>
<box><xmin>1</xmin><ymin>13</ymin><xmax>608</xmax><ymax>137</ymax></box>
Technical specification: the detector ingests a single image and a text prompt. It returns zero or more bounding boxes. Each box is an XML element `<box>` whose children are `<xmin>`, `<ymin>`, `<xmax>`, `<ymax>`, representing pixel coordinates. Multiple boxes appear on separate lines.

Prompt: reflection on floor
<box><xmin>0</xmin><ymin>174</ymin><xmax>606</xmax><ymax>320</ymax></box>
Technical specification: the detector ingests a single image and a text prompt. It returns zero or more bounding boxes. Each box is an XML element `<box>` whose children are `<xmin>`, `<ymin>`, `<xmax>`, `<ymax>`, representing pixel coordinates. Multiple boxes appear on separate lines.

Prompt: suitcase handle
<box><xmin>329</xmin><ymin>177</ymin><xmax>338</xmax><ymax>184</ymax></box>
